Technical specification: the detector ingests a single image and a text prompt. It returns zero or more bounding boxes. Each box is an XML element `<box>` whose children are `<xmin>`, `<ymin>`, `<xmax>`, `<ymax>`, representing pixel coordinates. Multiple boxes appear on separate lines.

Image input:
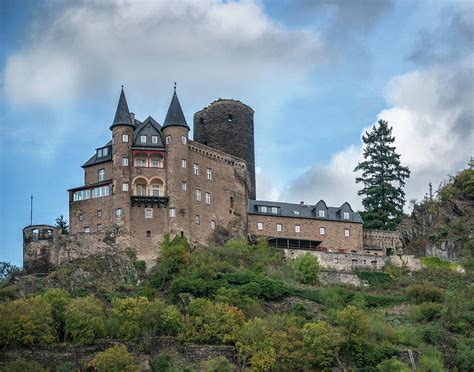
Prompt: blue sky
<box><xmin>1</xmin><ymin>0</ymin><xmax>473</xmax><ymax>266</ymax></box>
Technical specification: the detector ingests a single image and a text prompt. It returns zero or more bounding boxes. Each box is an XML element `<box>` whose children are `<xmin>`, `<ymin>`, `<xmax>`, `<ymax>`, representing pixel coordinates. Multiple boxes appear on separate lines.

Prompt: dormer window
<box><xmin>97</xmin><ymin>147</ymin><xmax>108</xmax><ymax>158</ymax></box>
<box><xmin>152</xmin><ymin>135</ymin><xmax>158</xmax><ymax>144</ymax></box>
<box><xmin>141</xmin><ymin>135</ymin><xmax>147</xmax><ymax>143</ymax></box>
<box><xmin>97</xmin><ymin>149</ymin><xmax>103</xmax><ymax>157</ymax></box>
<box><xmin>271</xmin><ymin>207</ymin><xmax>278</xmax><ymax>214</ymax></box>
<box><xmin>343</xmin><ymin>211</ymin><xmax>350</xmax><ymax>219</ymax></box>
<box><xmin>260</xmin><ymin>206</ymin><xmax>267</xmax><ymax>213</ymax></box>
<box><xmin>293</xmin><ymin>210</ymin><xmax>300</xmax><ymax>215</ymax></box>
<box><xmin>318</xmin><ymin>210</ymin><xmax>325</xmax><ymax>218</ymax></box>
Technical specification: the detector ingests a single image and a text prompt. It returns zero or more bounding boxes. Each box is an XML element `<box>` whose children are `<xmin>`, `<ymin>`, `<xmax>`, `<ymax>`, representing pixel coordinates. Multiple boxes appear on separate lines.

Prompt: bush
<box><xmin>169</xmin><ymin>276</ymin><xmax>224</xmax><ymax>300</ymax></box>
<box><xmin>355</xmin><ymin>271</ymin><xmax>392</xmax><ymax>286</ymax></box>
<box><xmin>4</xmin><ymin>360</ymin><xmax>47</xmax><ymax>372</ymax></box>
<box><xmin>56</xmin><ymin>361</ymin><xmax>80</xmax><ymax>372</ymax></box>
<box><xmin>417</xmin><ymin>347</ymin><xmax>445</xmax><ymax>372</ymax></box>
<box><xmin>89</xmin><ymin>344</ymin><xmax>140</xmax><ymax>372</ymax></box>
<box><xmin>376</xmin><ymin>357</ymin><xmax>410</xmax><ymax>372</ymax></box>
<box><xmin>364</xmin><ymin>293</ymin><xmax>406</xmax><ymax>308</ymax></box>
<box><xmin>406</xmin><ymin>283</ymin><xmax>443</xmax><ymax>304</ymax></box>
<box><xmin>64</xmin><ymin>296</ymin><xmax>106</xmax><ymax>344</ymax></box>
<box><xmin>335</xmin><ymin>305</ymin><xmax>370</xmax><ymax>350</ymax></box>
<box><xmin>38</xmin><ymin>288</ymin><xmax>71</xmax><ymax>339</ymax></box>
<box><xmin>409</xmin><ymin>302</ymin><xmax>443</xmax><ymax>322</ymax></box>
<box><xmin>0</xmin><ymin>297</ymin><xmax>55</xmax><ymax>347</ymax></box>
<box><xmin>200</xmin><ymin>356</ymin><xmax>235</xmax><ymax>372</ymax></box>
<box><xmin>417</xmin><ymin>324</ymin><xmax>447</xmax><ymax>345</ymax></box>
<box><xmin>222</xmin><ymin>271</ymin><xmax>288</xmax><ymax>300</ymax></box>
<box><xmin>302</xmin><ymin>321</ymin><xmax>342</xmax><ymax>369</ymax></box>
<box><xmin>289</xmin><ymin>253</ymin><xmax>320</xmax><ymax>285</ymax></box>
<box><xmin>181</xmin><ymin>298</ymin><xmax>244</xmax><ymax>344</ymax></box>
<box><xmin>455</xmin><ymin>337</ymin><xmax>474</xmax><ymax>371</ymax></box>
<box><xmin>151</xmin><ymin>354</ymin><xmax>171</xmax><ymax>372</ymax></box>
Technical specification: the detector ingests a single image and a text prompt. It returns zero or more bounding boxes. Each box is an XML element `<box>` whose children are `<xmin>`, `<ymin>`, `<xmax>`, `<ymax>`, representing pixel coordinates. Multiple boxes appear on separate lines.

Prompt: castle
<box><xmin>23</xmin><ymin>87</ymin><xmax>401</xmax><ymax>272</ymax></box>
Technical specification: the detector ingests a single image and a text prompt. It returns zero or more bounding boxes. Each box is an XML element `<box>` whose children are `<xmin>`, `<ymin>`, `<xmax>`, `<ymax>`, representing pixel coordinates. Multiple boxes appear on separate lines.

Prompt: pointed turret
<box><xmin>162</xmin><ymin>86</ymin><xmax>189</xmax><ymax>130</ymax></box>
<box><xmin>110</xmin><ymin>86</ymin><xmax>134</xmax><ymax>130</ymax></box>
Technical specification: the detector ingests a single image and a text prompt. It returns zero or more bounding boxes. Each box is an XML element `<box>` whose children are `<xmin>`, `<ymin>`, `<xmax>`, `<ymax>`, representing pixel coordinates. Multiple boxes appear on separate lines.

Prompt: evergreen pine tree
<box><xmin>55</xmin><ymin>215</ymin><xmax>69</xmax><ymax>234</ymax></box>
<box><xmin>354</xmin><ymin>120</ymin><xmax>410</xmax><ymax>230</ymax></box>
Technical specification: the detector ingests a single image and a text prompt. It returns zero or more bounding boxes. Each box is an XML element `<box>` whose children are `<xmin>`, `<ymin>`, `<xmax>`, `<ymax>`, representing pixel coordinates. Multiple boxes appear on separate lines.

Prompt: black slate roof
<box><xmin>82</xmin><ymin>140</ymin><xmax>112</xmax><ymax>168</ymax></box>
<box><xmin>162</xmin><ymin>91</ymin><xmax>189</xmax><ymax>129</ymax></box>
<box><xmin>248</xmin><ymin>200</ymin><xmax>363</xmax><ymax>223</ymax></box>
<box><xmin>110</xmin><ymin>87</ymin><xmax>134</xmax><ymax>129</ymax></box>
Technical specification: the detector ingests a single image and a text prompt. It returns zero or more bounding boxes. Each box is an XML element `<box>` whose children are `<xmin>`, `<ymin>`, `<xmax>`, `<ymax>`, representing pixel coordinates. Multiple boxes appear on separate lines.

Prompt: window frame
<box><xmin>319</xmin><ymin>227</ymin><xmax>325</xmax><ymax>235</ymax></box>
<box><xmin>206</xmin><ymin>167</ymin><xmax>212</xmax><ymax>180</ymax></box>
<box><xmin>205</xmin><ymin>192</ymin><xmax>211</xmax><ymax>205</ymax></box>
<box><xmin>122</xmin><ymin>183</ymin><xmax>129</xmax><ymax>192</ymax></box>
<box><xmin>196</xmin><ymin>189</ymin><xmax>202</xmax><ymax>201</ymax></box>
<box><xmin>295</xmin><ymin>225</ymin><xmax>301</xmax><ymax>233</ymax></box>
<box><xmin>344</xmin><ymin>228</ymin><xmax>350</xmax><ymax>237</ymax></box>
<box><xmin>122</xmin><ymin>157</ymin><xmax>129</xmax><ymax>166</ymax></box>
<box><xmin>98</xmin><ymin>168</ymin><xmax>105</xmax><ymax>181</ymax></box>
<box><xmin>276</xmin><ymin>223</ymin><xmax>282</xmax><ymax>232</ymax></box>
<box><xmin>195</xmin><ymin>214</ymin><xmax>201</xmax><ymax>225</ymax></box>
<box><xmin>122</xmin><ymin>134</ymin><xmax>129</xmax><ymax>143</ymax></box>
<box><xmin>169</xmin><ymin>208</ymin><xmax>176</xmax><ymax>218</ymax></box>
<box><xmin>165</xmin><ymin>135</ymin><xmax>171</xmax><ymax>144</ymax></box>
<box><xmin>181</xmin><ymin>136</ymin><xmax>187</xmax><ymax>144</ymax></box>
<box><xmin>193</xmin><ymin>163</ymin><xmax>199</xmax><ymax>175</ymax></box>
<box><xmin>181</xmin><ymin>159</ymin><xmax>187</xmax><ymax>168</ymax></box>
<box><xmin>152</xmin><ymin>135</ymin><xmax>158</xmax><ymax>144</ymax></box>
<box><xmin>140</xmin><ymin>135</ymin><xmax>147</xmax><ymax>143</ymax></box>
<box><xmin>181</xmin><ymin>181</ymin><xmax>187</xmax><ymax>191</ymax></box>
<box><xmin>257</xmin><ymin>222</ymin><xmax>264</xmax><ymax>230</ymax></box>
<box><xmin>318</xmin><ymin>209</ymin><xmax>325</xmax><ymax>218</ymax></box>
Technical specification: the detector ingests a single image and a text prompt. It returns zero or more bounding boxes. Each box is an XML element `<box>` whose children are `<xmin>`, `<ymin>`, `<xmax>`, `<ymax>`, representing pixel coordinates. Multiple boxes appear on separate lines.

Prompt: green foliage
<box><xmin>200</xmin><ymin>356</ymin><xmax>235</xmax><ymax>372</ymax></box>
<box><xmin>417</xmin><ymin>347</ymin><xmax>445</xmax><ymax>372</ymax></box>
<box><xmin>438</xmin><ymin>182</ymin><xmax>455</xmax><ymax>202</ymax></box>
<box><xmin>406</xmin><ymin>283</ymin><xmax>443</xmax><ymax>304</ymax></box>
<box><xmin>409</xmin><ymin>302</ymin><xmax>443</xmax><ymax>322</ymax></box>
<box><xmin>363</xmin><ymin>293</ymin><xmax>406</xmax><ymax>308</ymax></box>
<box><xmin>181</xmin><ymin>298</ymin><xmax>244</xmax><ymax>344</ymax></box>
<box><xmin>420</xmin><ymin>256</ymin><xmax>457</xmax><ymax>271</ymax></box>
<box><xmin>455</xmin><ymin>337</ymin><xmax>474</xmax><ymax>371</ymax></box>
<box><xmin>289</xmin><ymin>253</ymin><xmax>320</xmax><ymax>284</ymax></box>
<box><xmin>169</xmin><ymin>276</ymin><xmax>224</xmax><ymax>300</ymax></box>
<box><xmin>0</xmin><ymin>297</ymin><xmax>55</xmax><ymax>347</ymax></box>
<box><xmin>417</xmin><ymin>324</ymin><xmax>447</xmax><ymax>345</ymax></box>
<box><xmin>55</xmin><ymin>361</ymin><xmax>80</xmax><ymax>372</ymax></box>
<box><xmin>55</xmin><ymin>214</ymin><xmax>69</xmax><ymax>234</ymax></box>
<box><xmin>355</xmin><ymin>270</ymin><xmax>392</xmax><ymax>286</ymax></box>
<box><xmin>88</xmin><ymin>344</ymin><xmax>140</xmax><ymax>372</ymax></box>
<box><xmin>38</xmin><ymin>288</ymin><xmax>72</xmax><ymax>339</ymax></box>
<box><xmin>4</xmin><ymin>360</ymin><xmax>47</xmax><ymax>372</ymax></box>
<box><xmin>64</xmin><ymin>295</ymin><xmax>106</xmax><ymax>344</ymax></box>
<box><xmin>151</xmin><ymin>354</ymin><xmax>171</xmax><ymax>372</ymax></box>
<box><xmin>0</xmin><ymin>285</ymin><xmax>18</xmax><ymax>301</ymax></box>
<box><xmin>302</xmin><ymin>321</ymin><xmax>342</xmax><ymax>369</ymax></box>
<box><xmin>335</xmin><ymin>305</ymin><xmax>370</xmax><ymax>350</ymax></box>
<box><xmin>354</xmin><ymin>119</ymin><xmax>410</xmax><ymax>230</ymax></box>
<box><xmin>376</xmin><ymin>357</ymin><xmax>410</xmax><ymax>372</ymax></box>
<box><xmin>455</xmin><ymin>166</ymin><xmax>474</xmax><ymax>199</ymax></box>
<box><xmin>0</xmin><ymin>261</ymin><xmax>21</xmax><ymax>282</ymax></box>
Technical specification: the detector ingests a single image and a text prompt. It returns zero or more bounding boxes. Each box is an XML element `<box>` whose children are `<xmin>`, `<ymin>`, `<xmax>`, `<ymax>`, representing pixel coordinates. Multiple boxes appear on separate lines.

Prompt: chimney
<box><xmin>300</xmin><ymin>201</ymin><xmax>304</xmax><ymax>206</ymax></box>
<box><xmin>130</xmin><ymin>112</ymin><xmax>135</xmax><ymax>124</ymax></box>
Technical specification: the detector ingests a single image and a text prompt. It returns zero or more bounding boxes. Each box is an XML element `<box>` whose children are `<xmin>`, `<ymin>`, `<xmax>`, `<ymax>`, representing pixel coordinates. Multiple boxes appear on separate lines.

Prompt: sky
<box><xmin>0</xmin><ymin>0</ymin><xmax>473</xmax><ymax>266</ymax></box>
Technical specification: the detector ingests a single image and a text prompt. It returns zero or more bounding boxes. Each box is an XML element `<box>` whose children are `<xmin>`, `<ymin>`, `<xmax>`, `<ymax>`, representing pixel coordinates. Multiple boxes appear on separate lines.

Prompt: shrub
<box><xmin>0</xmin><ymin>297</ymin><xmax>55</xmax><ymax>347</ymax></box>
<box><xmin>88</xmin><ymin>344</ymin><xmax>140</xmax><ymax>372</ymax></box>
<box><xmin>64</xmin><ymin>296</ymin><xmax>106</xmax><ymax>344</ymax></box>
<box><xmin>38</xmin><ymin>288</ymin><xmax>71</xmax><ymax>339</ymax></box>
<box><xmin>56</xmin><ymin>361</ymin><xmax>80</xmax><ymax>372</ymax></box>
<box><xmin>151</xmin><ymin>354</ymin><xmax>171</xmax><ymax>372</ymax></box>
<box><xmin>364</xmin><ymin>293</ymin><xmax>406</xmax><ymax>308</ymax></box>
<box><xmin>181</xmin><ymin>298</ymin><xmax>244</xmax><ymax>344</ymax></box>
<box><xmin>289</xmin><ymin>253</ymin><xmax>320</xmax><ymax>285</ymax></box>
<box><xmin>335</xmin><ymin>305</ymin><xmax>370</xmax><ymax>350</ymax></box>
<box><xmin>4</xmin><ymin>360</ymin><xmax>47</xmax><ymax>372</ymax></box>
<box><xmin>376</xmin><ymin>357</ymin><xmax>410</xmax><ymax>372</ymax></box>
<box><xmin>406</xmin><ymin>283</ymin><xmax>443</xmax><ymax>304</ymax></box>
<box><xmin>455</xmin><ymin>337</ymin><xmax>474</xmax><ymax>371</ymax></box>
<box><xmin>417</xmin><ymin>347</ymin><xmax>445</xmax><ymax>372</ymax></box>
<box><xmin>200</xmin><ymin>356</ymin><xmax>235</xmax><ymax>372</ymax></box>
<box><xmin>409</xmin><ymin>302</ymin><xmax>443</xmax><ymax>322</ymax></box>
<box><xmin>355</xmin><ymin>271</ymin><xmax>392</xmax><ymax>286</ymax></box>
<box><xmin>417</xmin><ymin>324</ymin><xmax>447</xmax><ymax>345</ymax></box>
<box><xmin>223</xmin><ymin>271</ymin><xmax>288</xmax><ymax>300</ymax></box>
<box><xmin>169</xmin><ymin>276</ymin><xmax>224</xmax><ymax>300</ymax></box>
<box><xmin>302</xmin><ymin>321</ymin><xmax>342</xmax><ymax>369</ymax></box>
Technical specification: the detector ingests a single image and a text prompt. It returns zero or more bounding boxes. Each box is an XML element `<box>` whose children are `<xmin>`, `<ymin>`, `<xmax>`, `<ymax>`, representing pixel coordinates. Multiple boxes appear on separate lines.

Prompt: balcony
<box><xmin>131</xmin><ymin>195</ymin><xmax>169</xmax><ymax>208</ymax></box>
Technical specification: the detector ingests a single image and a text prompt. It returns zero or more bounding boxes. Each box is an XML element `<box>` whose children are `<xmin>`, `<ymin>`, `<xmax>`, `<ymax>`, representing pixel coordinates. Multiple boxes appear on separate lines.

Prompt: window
<box><xmin>97</xmin><ymin>224</ymin><xmax>102</xmax><ymax>231</ymax></box>
<box><xmin>79</xmin><ymin>214</ymin><xmax>84</xmax><ymax>221</ymax></box>
<box><xmin>97</xmin><ymin>210</ymin><xmax>102</xmax><ymax>218</ymax></box>
<box><xmin>146</xmin><ymin>231</ymin><xmax>151</xmax><ymax>237</ymax></box>
<box><xmin>181</xmin><ymin>136</ymin><xmax>187</xmax><ymax>144</ymax></box>
<box><xmin>103</xmin><ymin>147</ymin><xmax>108</xmax><ymax>156</ymax></box>
<box><xmin>271</xmin><ymin>207</ymin><xmax>278</xmax><ymax>214</ymax></box>
<box><xmin>320</xmin><ymin>227</ymin><xmax>325</xmax><ymax>235</ymax></box>
<box><xmin>73</xmin><ymin>189</ymin><xmax>91</xmax><ymax>201</ymax></box>
<box><xmin>152</xmin><ymin>135</ymin><xmax>158</xmax><ymax>144</ymax></box>
<box><xmin>151</xmin><ymin>158</ymin><xmax>162</xmax><ymax>167</ymax></box>
<box><xmin>122</xmin><ymin>134</ymin><xmax>129</xmax><ymax>143</ymax></box>
<box><xmin>181</xmin><ymin>159</ymin><xmax>187</xmax><ymax>168</ymax></box>
<box><xmin>257</xmin><ymin>222</ymin><xmax>263</xmax><ymax>230</ymax></box>
<box><xmin>228</xmin><ymin>114</ymin><xmax>233</xmax><ymax>122</ymax></box>
<box><xmin>276</xmin><ymin>223</ymin><xmax>282</xmax><ymax>232</ymax></box>
<box><xmin>196</xmin><ymin>189</ymin><xmax>201</xmax><ymax>201</ymax></box>
<box><xmin>211</xmin><ymin>220</ymin><xmax>216</xmax><ymax>230</ymax></box>
<box><xmin>92</xmin><ymin>185</ymin><xmax>110</xmax><ymax>198</ymax></box>
<box><xmin>205</xmin><ymin>192</ymin><xmax>211</xmax><ymax>205</ymax></box>
<box><xmin>84</xmin><ymin>226</ymin><xmax>90</xmax><ymax>233</ymax></box>
<box><xmin>122</xmin><ymin>183</ymin><xmax>129</xmax><ymax>192</ymax></box>
<box><xmin>230</xmin><ymin>196</ymin><xmax>234</xmax><ymax>209</ymax></box>
<box><xmin>135</xmin><ymin>158</ymin><xmax>147</xmax><ymax>167</ymax></box>
<box><xmin>181</xmin><ymin>181</ymin><xmax>187</xmax><ymax>191</ymax></box>
<box><xmin>193</xmin><ymin>163</ymin><xmax>199</xmax><ymax>175</ymax></box>
<box><xmin>206</xmin><ymin>168</ymin><xmax>212</xmax><ymax>180</ymax></box>
<box><xmin>165</xmin><ymin>135</ymin><xmax>171</xmax><ymax>144</ymax></box>
<box><xmin>295</xmin><ymin>225</ymin><xmax>301</xmax><ymax>233</ymax></box>
<box><xmin>343</xmin><ymin>211</ymin><xmax>350</xmax><ymax>220</ymax></box>
<box><xmin>293</xmin><ymin>210</ymin><xmax>300</xmax><ymax>215</ymax></box>
<box><xmin>151</xmin><ymin>184</ymin><xmax>160</xmax><ymax>197</ymax></box>
<box><xmin>260</xmin><ymin>206</ymin><xmax>267</xmax><ymax>213</ymax></box>
<box><xmin>344</xmin><ymin>228</ymin><xmax>350</xmax><ymax>237</ymax></box>
<box><xmin>169</xmin><ymin>208</ymin><xmax>176</xmax><ymax>217</ymax></box>
<box><xmin>195</xmin><ymin>214</ymin><xmax>200</xmax><ymax>225</ymax></box>
<box><xmin>318</xmin><ymin>210</ymin><xmax>325</xmax><ymax>218</ymax></box>
<box><xmin>145</xmin><ymin>208</ymin><xmax>153</xmax><ymax>219</ymax></box>
<box><xmin>98</xmin><ymin>169</ymin><xmax>105</xmax><ymax>181</ymax></box>
<box><xmin>136</xmin><ymin>184</ymin><xmax>146</xmax><ymax>196</ymax></box>
<box><xmin>141</xmin><ymin>135</ymin><xmax>147</xmax><ymax>143</ymax></box>
<box><xmin>97</xmin><ymin>148</ymin><xmax>103</xmax><ymax>158</ymax></box>
<box><xmin>115</xmin><ymin>208</ymin><xmax>123</xmax><ymax>217</ymax></box>
<box><xmin>122</xmin><ymin>157</ymin><xmax>129</xmax><ymax>166</ymax></box>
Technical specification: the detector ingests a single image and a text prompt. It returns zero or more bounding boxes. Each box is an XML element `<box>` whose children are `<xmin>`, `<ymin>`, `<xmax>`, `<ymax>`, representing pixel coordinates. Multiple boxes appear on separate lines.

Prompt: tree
<box><xmin>302</xmin><ymin>321</ymin><xmax>343</xmax><ymax>370</ymax></box>
<box><xmin>64</xmin><ymin>296</ymin><xmax>106</xmax><ymax>344</ymax></box>
<box><xmin>55</xmin><ymin>215</ymin><xmax>69</xmax><ymax>234</ymax></box>
<box><xmin>88</xmin><ymin>344</ymin><xmax>140</xmax><ymax>372</ymax></box>
<box><xmin>290</xmin><ymin>253</ymin><xmax>320</xmax><ymax>285</ymax></box>
<box><xmin>354</xmin><ymin>120</ymin><xmax>410</xmax><ymax>230</ymax></box>
<box><xmin>0</xmin><ymin>261</ymin><xmax>21</xmax><ymax>282</ymax></box>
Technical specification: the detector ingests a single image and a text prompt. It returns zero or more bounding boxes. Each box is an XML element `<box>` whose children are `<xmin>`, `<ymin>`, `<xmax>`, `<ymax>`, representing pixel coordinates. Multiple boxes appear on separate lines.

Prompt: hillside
<box><xmin>1</xmin><ymin>233</ymin><xmax>473</xmax><ymax>371</ymax></box>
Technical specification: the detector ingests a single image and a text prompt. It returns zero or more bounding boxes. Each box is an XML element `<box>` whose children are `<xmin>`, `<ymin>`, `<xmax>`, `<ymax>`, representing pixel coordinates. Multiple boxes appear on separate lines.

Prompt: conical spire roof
<box><xmin>110</xmin><ymin>86</ymin><xmax>134</xmax><ymax>130</ymax></box>
<box><xmin>163</xmin><ymin>87</ymin><xmax>189</xmax><ymax>129</ymax></box>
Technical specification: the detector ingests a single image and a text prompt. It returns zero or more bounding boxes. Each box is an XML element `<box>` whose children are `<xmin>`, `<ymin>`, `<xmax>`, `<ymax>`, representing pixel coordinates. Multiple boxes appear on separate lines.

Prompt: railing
<box><xmin>131</xmin><ymin>195</ymin><xmax>169</xmax><ymax>207</ymax></box>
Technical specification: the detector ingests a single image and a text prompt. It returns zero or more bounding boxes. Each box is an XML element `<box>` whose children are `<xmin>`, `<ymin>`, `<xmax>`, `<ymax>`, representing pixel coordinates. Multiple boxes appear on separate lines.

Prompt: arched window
<box><xmin>151</xmin><ymin>184</ymin><xmax>160</xmax><ymax>197</ymax></box>
<box><xmin>136</xmin><ymin>183</ymin><xmax>147</xmax><ymax>196</ymax></box>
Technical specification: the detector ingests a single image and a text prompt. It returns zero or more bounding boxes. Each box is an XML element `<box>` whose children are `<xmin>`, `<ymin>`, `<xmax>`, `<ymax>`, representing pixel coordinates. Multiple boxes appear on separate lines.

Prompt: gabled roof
<box><xmin>110</xmin><ymin>87</ymin><xmax>134</xmax><ymax>130</ymax></box>
<box><xmin>82</xmin><ymin>141</ymin><xmax>112</xmax><ymax>168</ymax></box>
<box><xmin>248</xmin><ymin>200</ymin><xmax>363</xmax><ymax>223</ymax></box>
<box><xmin>132</xmin><ymin>116</ymin><xmax>165</xmax><ymax>148</ymax></box>
<box><xmin>162</xmin><ymin>90</ymin><xmax>189</xmax><ymax>130</ymax></box>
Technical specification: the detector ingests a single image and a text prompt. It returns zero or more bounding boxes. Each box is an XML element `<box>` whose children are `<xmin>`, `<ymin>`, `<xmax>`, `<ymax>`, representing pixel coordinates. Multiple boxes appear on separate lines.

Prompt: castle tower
<box><xmin>193</xmin><ymin>99</ymin><xmax>256</xmax><ymax>199</ymax></box>
<box><xmin>110</xmin><ymin>87</ymin><xmax>135</xmax><ymax>237</ymax></box>
<box><xmin>162</xmin><ymin>88</ymin><xmax>191</xmax><ymax>238</ymax></box>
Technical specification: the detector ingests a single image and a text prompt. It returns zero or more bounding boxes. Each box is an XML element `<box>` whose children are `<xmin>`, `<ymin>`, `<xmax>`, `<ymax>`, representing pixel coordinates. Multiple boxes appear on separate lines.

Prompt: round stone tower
<box><xmin>193</xmin><ymin>99</ymin><xmax>256</xmax><ymax>200</ymax></box>
<box><xmin>23</xmin><ymin>224</ymin><xmax>59</xmax><ymax>273</ymax></box>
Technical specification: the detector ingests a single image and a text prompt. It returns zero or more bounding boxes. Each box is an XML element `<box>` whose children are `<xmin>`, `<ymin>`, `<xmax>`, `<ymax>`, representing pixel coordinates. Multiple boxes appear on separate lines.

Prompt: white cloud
<box><xmin>285</xmin><ymin>58</ymin><xmax>473</xmax><ymax>209</ymax></box>
<box><xmin>256</xmin><ymin>166</ymin><xmax>281</xmax><ymax>201</ymax></box>
<box><xmin>3</xmin><ymin>0</ymin><xmax>324</xmax><ymax>109</ymax></box>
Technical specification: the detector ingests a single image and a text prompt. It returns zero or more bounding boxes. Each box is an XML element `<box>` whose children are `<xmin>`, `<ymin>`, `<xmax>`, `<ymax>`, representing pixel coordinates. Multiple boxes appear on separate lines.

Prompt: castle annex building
<box><xmin>25</xmin><ymin>87</ymin><xmax>398</xmax><ymax>272</ymax></box>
